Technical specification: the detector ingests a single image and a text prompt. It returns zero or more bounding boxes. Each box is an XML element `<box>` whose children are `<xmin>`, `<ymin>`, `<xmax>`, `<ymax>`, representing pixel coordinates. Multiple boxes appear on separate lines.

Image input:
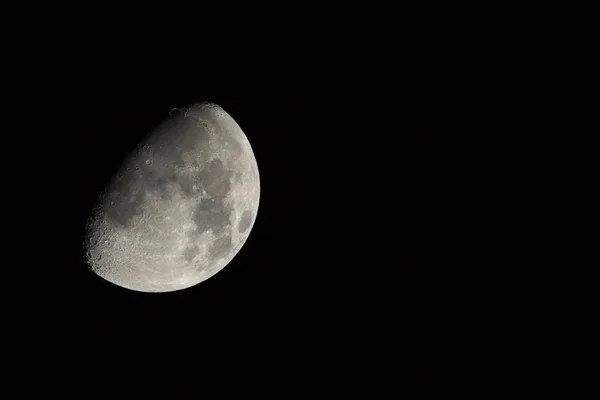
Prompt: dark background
<box><xmin>2</xmin><ymin>4</ymin><xmax>551</xmax><ymax>393</ymax></box>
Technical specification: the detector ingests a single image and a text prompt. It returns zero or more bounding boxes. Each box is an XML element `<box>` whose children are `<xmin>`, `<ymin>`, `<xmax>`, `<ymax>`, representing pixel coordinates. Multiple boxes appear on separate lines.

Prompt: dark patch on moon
<box><xmin>198</xmin><ymin>158</ymin><xmax>232</xmax><ymax>198</ymax></box>
<box><xmin>182</xmin><ymin>245</ymin><xmax>198</xmax><ymax>262</ymax></box>
<box><xmin>103</xmin><ymin>155</ymin><xmax>236</xmax><ymax>231</ymax></box>
<box><xmin>209</xmin><ymin>235</ymin><xmax>232</xmax><ymax>259</ymax></box>
<box><xmin>238</xmin><ymin>210</ymin><xmax>253</xmax><ymax>233</ymax></box>
<box><xmin>154</xmin><ymin>176</ymin><xmax>175</xmax><ymax>200</ymax></box>
<box><xmin>191</xmin><ymin>158</ymin><xmax>235</xmax><ymax>235</ymax></box>
<box><xmin>103</xmin><ymin>164</ymin><xmax>180</xmax><ymax>226</ymax></box>
<box><xmin>178</xmin><ymin>174</ymin><xmax>196</xmax><ymax>196</ymax></box>
<box><xmin>102</xmin><ymin>174</ymin><xmax>146</xmax><ymax>228</ymax></box>
<box><xmin>233</xmin><ymin>172</ymin><xmax>243</xmax><ymax>184</ymax></box>
<box><xmin>193</xmin><ymin>197</ymin><xmax>232</xmax><ymax>236</ymax></box>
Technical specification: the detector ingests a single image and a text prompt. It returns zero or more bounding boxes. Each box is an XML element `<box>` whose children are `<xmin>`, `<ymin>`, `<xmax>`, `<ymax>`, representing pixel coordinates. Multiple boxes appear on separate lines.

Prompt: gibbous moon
<box><xmin>84</xmin><ymin>103</ymin><xmax>260</xmax><ymax>292</ymax></box>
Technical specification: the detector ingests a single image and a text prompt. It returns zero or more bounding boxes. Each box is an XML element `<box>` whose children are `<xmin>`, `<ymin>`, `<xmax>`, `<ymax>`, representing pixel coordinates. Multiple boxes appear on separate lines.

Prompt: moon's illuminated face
<box><xmin>84</xmin><ymin>103</ymin><xmax>260</xmax><ymax>292</ymax></box>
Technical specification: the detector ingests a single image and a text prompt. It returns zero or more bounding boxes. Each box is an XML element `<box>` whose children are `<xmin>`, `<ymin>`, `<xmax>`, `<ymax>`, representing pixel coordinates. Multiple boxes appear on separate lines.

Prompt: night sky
<box><xmin>3</xmin><ymin>5</ymin><xmax>547</xmax><ymax>393</ymax></box>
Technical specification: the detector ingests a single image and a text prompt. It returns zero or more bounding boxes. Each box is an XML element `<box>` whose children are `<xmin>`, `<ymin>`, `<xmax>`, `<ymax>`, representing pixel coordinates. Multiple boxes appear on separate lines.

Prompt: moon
<box><xmin>83</xmin><ymin>103</ymin><xmax>260</xmax><ymax>292</ymax></box>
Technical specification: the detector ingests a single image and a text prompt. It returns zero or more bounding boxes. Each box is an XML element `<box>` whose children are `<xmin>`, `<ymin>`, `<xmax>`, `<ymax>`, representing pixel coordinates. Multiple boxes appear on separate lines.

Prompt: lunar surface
<box><xmin>84</xmin><ymin>103</ymin><xmax>260</xmax><ymax>292</ymax></box>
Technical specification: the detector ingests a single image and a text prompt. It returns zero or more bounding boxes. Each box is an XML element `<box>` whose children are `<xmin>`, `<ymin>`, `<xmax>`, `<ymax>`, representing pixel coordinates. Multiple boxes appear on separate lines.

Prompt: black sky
<box><xmin>1</xmin><ymin>5</ymin><xmax>550</xmax><ymax>393</ymax></box>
